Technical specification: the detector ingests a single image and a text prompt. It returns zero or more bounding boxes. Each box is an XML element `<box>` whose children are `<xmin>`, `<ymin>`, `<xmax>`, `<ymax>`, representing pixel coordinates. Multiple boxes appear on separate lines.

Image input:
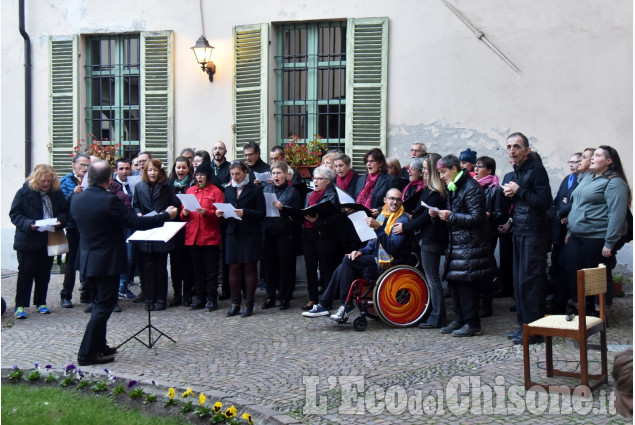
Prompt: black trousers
<box><xmin>497</xmin><ymin>233</ymin><xmax>514</xmax><ymax>297</ymax></box>
<box><xmin>512</xmin><ymin>234</ymin><xmax>547</xmax><ymax>325</ymax></box>
<box><xmin>563</xmin><ymin>235</ymin><xmax>614</xmax><ymax>306</ymax></box>
<box><xmin>16</xmin><ymin>249</ymin><xmax>54</xmax><ymax>307</ymax></box>
<box><xmin>449</xmin><ymin>280</ymin><xmax>481</xmax><ymax>329</ymax></box>
<box><xmin>303</xmin><ymin>228</ymin><xmax>338</xmax><ymax>303</ymax></box>
<box><xmin>189</xmin><ymin>245</ymin><xmax>220</xmax><ymax>300</ymax></box>
<box><xmin>264</xmin><ymin>231</ymin><xmax>298</xmax><ymax>302</ymax></box>
<box><xmin>142</xmin><ymin>252</ymin><xmax>169</xmax><ymax>302</ymax></box>
<box><xmin>60</xmin><ymin>228</ymin><xmax>87</xmax><ymax>300</ymax></box>
<box><xmin>170</xmin><ymin>233</ymin><xmax>195</xmax><ymax>299</ymax></box>
<box><xmin>78</xmin><ymin>274</ymin><xmax>118</xmax><ymax>357</ymax></box>
<box><xmin>320</xmin><ymin>254</ymin><xmax>376</xmax><ymax>308</ymax></box>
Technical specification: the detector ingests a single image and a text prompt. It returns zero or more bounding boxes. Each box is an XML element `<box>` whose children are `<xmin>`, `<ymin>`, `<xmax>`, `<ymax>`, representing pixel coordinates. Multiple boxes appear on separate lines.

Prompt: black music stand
<box><xmin>117</xmin><ymin>308</ymin><xmax>175</xmax><ymax>349</ymax></box>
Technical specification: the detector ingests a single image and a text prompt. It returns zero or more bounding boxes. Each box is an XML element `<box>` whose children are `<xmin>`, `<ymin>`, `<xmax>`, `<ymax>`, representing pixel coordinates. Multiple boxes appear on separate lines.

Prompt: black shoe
<box><xmin>205</xmin><ymin>298</ymin><xmax>218</xmax><ymax>312</ymax></box>
<box><xmin>279</xmin><ymin>300</ymin><xmax>290</xmax><ymax>310</ymax></box>
<box><xmin>79</xmin><ymin>296</ymin><xmax>91</xmax><ymax>304</ymax></box>
<box><xmin>183</xmin><ymin>297</ymin><xmax>192</xmax><ymax>308</ymax></box>
<box><xmin>261</xmin><ymin>298</ymin><xmax>275</xmax><ymax>309</ymax></box>
<box><xmin>77</xmin><ymin>353</ymin><xmax>115</xmax><ymax>366</ymax></box>
<box><xmin>101</xmin><ymin>345</ymin><xmax>117</xmax><ymax>356</ymax></box>
<box><xmin>61</xmin><ymin>298</ymin><xmax>73</xmax><ymax>308</ymax></box>
<box><xmin>84</xmin><ymin>303</ymin><xmax>93</xmax><ymax>313</ymax></box>
<box><xmin>169</xmin><ymin>295</ymin><xmax>182</xmax><ymax>307</ymax></box>
<box><xmin>512</xmin><ymin>333</ymin><xmax>544</xmax><ymax>345</ymax></box>
<box><xmin>452</xmin><ymin>323</ymin><xmax>482</xmax><ymax>337</ymax></box>
<box><xmin>154</xmin><ymin>301</ymin><xmax>166</xmax><ymax>311</ymax></box>
<box><xmin>218</xmin><ymin>292</ymin><xmax>230</xmax><ymax>301</ymax></box>
<box><xmin>226</xmin><ymin>303</ymin><xmax>241</xmax><ymax>317</ymax></box>
<box><xmin>113</xmin><ymin>303</ymin><xmax>122</xmax><ymax>313</ymax></box>
<box><xmin>507</xmin><ymin>328</ymin><xmax>522</xmax><ymax>339</ymax></box>
<box><xmin>440</xmin><ymin>321</ymin><xmax>463</xmax><ymax>334</ymax></box>
<box><xmin>302</xmin><ymin>302</ymin><xmax>315</xmax><ymax>311</ymax></box>
<box><xmin>132</xmin><ymin>293</ymin><xmax>145</xmax><ymax>303</ymax></box>
<box><xmin>418</xmin><ymin>322</ymin><xmax>440</xmax><ymax>329</ymax></box>
<box><xmin>190</xmin><ymin>297</ymin><xmax>205</xmax><ymax>310</ymax></box>
<box><xmin>241</xmin><ymin>304</ymin><xmax>254</xmax><ymax>317</ymax></box>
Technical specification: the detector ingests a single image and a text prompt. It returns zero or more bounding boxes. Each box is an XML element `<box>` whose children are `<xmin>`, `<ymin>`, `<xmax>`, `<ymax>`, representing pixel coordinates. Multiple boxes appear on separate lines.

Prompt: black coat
<box><xmin>483</xmin><ymin>183</ymin><xmax>508</xmax><ymax>245</ymax></box>
<box><xmin>224</xmin><ymin>182</ymin><xmax>266</xmax><ymax>235</ymax></box>
<box><xmin>552</xmin><ymin>174</ymin><xmax>578</xmax><ymax>245</ymax></box>
<box><xmin>354</xmin><ymin>172</ymin><xmax>399</xmax><ymax>210</ymax></box>
<box><xmin>402</xmin><ymin>188</ymin><xmax>448</xmax><ymax>253</ymax></box>
<box><xmin>336</xmin><ymin>169</ymin><xmax>361</xmax><ymax>198</ymax></box>
<box><xmin>71</xmin><ymin>185</ymin><xmax>168</xmax><ymax>277</ymax></box>
<box><xmin>212</xmin><ymin>160</ymin><xmax>231</xmax><ymax>185</ymax></box>
<box><xmin>133</xmin><ymin>180</ymin><xmax>181</xmax><ymax>252</ymax></box>
<box><xmin>509</xmin><ymin>155</ymin><xmax>552</xmax><ymax>236</ymax></box>
<box><xmin>303</xmin><ymin>184</ymin><xmax>340</xmax><ymax>233</ymax></box>
<box><xmin>444</xmin><ymin>171</ymin><xmax>496</xmax><ymax>283</ymax></box>
<box><xmin>10</xmin><ymin>182</ymin><xmax>69</xmax><ymax>252</ymax></box>
<box><xmin>264</xmin><ymin>183</ymin><xmax>302</xmax><ymax>235</ymax></box>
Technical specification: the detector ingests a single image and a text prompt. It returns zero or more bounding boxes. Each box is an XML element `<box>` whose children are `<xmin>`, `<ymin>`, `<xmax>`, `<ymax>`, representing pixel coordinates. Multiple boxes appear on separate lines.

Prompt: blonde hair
<box><xmin>385</xmin><ymin>157</ymin><xmax>402</xmax><ymax>176</ymax></box>
<box><xmin>27</xmin><ymin>164</ymin><xmax>60</xmax><ymax>192</ymax></box>
<box><xmin>424</xmin><ymin>153</ymin><xmax>446</xmax><ymax>200</ymax></box>
<box><xmin>321</xmin><ymin>153</ymin><xmax>336</xmax><ymax>168</ymax></box>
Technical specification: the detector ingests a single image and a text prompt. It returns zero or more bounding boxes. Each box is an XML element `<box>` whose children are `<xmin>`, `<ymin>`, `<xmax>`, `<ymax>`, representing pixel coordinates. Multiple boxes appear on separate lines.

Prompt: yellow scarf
<box><xmin>380</xmin><ymin>204</ymin><xmax>404</xmax><ymax>236</ymax></box>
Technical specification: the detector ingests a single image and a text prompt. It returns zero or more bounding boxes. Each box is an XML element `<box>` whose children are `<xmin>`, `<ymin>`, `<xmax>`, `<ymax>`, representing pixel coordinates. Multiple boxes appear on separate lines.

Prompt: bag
<box><xmin>47</xmin><ymin>229</ymin><xmax>69</xmax><ymax>256</ymax></box>
<box><xmin>612</xmin><ymin>208</ymin><xmax>633</xmax><ymax>253</ymax></box>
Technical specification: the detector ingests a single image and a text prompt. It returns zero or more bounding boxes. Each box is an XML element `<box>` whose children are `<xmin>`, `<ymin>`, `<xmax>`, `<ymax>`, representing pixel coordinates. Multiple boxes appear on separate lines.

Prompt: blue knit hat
<box><xmin>459</xmin><ymin>148</ymin><xmax>477</xmax><ymax>164</ymax></box>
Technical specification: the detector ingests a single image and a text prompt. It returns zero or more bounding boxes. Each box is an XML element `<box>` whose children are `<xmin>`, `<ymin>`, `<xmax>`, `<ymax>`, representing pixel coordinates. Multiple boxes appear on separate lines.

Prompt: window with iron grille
<box><xmin>275</xmin><ymin>22</ymin><xmax>346</xmax><ymax>150</ymax></box>
<box><xmin>85</xmin><ymin>34</ymin><xmax>140</xmax><ymax>160</ymax></box>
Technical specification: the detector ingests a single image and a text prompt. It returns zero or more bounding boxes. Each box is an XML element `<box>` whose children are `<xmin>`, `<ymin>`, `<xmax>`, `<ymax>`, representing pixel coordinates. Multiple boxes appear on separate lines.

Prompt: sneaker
<box><xmin>14</xmin><ymin>306</ymin><xmax>27</xmax><ymax>319</ymax></box>
<box><xmin>37</xmin><ymin>305</ymin><xmax>51</xmax><ymax>314</ymax></box>
<box><xmin>302</xmin><ymin>304</ymin><xmax>330</xmax><ymax>318</ymax></box>
<box><xmin>60</xmin><ymin>298</ymin><xmax>73</xmax><ymax>308</ymax></box>
<box><xmin>440</xmin><ymin>320</ymin><xmax>462</xmax><ymax>334</ymax></box>
<box><xmin>330</xmin><ymin>304</ymin><xmax>355</xmax><ymax>321</ymax></box>
<box><xmin>451</xmin><ymin>323</ymin><xmax>482</xmax><ymax>337</ymax></box>
<box><xmin>118</xmin><ymin>289</ymin><xmax>136</xmax><ymax>299</ymax></box>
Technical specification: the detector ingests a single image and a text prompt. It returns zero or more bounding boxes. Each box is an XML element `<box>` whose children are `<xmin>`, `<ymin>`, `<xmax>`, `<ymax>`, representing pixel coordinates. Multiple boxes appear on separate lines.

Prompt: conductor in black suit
<box><xmin>71</xmin><ymin>160</ymin><xmax>178</xmax><ymax>365</ymax></box>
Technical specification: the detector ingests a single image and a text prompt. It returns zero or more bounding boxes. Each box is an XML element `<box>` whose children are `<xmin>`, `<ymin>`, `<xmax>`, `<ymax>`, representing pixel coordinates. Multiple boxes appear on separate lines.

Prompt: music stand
<box><xmin>117</xmin><ymin>308</ymin><xmax>175</xmax><ymax>349</ymax></box>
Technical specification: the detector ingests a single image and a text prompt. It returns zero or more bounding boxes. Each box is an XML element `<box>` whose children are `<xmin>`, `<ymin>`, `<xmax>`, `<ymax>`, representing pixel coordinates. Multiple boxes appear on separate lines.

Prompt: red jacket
<box><xmin>181</xmin><ymin>184</ymin><xmax>224</xmax><ymax>246</ymax></box>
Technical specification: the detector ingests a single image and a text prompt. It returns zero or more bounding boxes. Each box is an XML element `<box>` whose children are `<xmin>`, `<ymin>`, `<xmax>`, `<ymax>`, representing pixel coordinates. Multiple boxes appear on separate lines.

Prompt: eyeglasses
<box><xmin>568</xmin><ymin>161</ymin><xmax>581</xmax><ymax>164</ymax></box>
<box><xmin>474</xmin><ymin>164</ymin><xmax>484</xmax><ymax>169</ymax></box>
<box><xmin>385</xmin><ymin>197</ymin><xmax>403</xmax><ymax>203</ymax></box>
<box><xmin>244</xmin><ymin>152</ymin><xmax>255</xmax><ymax>158</ymax></box>
<box><xmin>313</xmin><ymin>177</ymin><xmax>326</xmax><ymax>181</ymax></box>
<box><xmin>366</xmin><ymin>159</ymin><xmax>377</xmax><ymax>164</ymax></box>
<box><xmin>76</xmin><ymin>163</ymin><xmax>90</xmax><ymax>168</ymax></box>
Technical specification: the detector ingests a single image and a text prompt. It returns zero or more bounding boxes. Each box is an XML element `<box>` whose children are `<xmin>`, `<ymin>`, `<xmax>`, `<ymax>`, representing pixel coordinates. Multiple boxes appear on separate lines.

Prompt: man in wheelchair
<box><xmin>302</xmin><ymin>188</ymin><xmax>411</xmax><ymax>321</ymax></box>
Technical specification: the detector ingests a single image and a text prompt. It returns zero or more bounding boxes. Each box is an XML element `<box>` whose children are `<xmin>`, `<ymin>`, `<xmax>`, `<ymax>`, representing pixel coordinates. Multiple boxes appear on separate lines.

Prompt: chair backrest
<box><xmin>582</xmin><ymin>263</ymin><xmax>607</xmax><ymax>297</ymax></box>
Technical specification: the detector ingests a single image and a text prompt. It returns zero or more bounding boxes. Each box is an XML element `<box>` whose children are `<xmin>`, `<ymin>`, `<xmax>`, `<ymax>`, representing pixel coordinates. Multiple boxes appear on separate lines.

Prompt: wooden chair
<box><xmin>523</xmin><ymin>264</ymin><xmax>608</xmax><ymax>397</ymax></box>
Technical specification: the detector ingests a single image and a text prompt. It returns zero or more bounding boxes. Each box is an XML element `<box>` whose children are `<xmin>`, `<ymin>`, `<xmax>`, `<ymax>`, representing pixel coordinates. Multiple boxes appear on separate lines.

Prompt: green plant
<box><xmin>284</xmin><ymin>134</ymin><xmax>325</xmax><ymax>167</ymax></box>
<box><xmin>26</xmin><ymin>370</ymin><xmax>41</xmax><ymax>381</ymax></box>
<box><xmin>77</xmin><ymin>379</ymin><xmax>93</xmax><ymax>390</ymax></box>
<box><xmin>72</xmin><ymin>135</ymin><xmax>121</xmax><ymax>166</ymax></box>
<box><xmin>44</xmin><ymin>374</ymin><xmax>57</xmax><ymax>384</ymax></box>
<box><xmin>112</xmin><ymin>384</ymin><xmax>126</xmax><ymax>395</ymax></box>
<box><xmin>144</xmin><ymin>393</ymin><xmax>158</xmax><ymax>404</ymax></box>
<box><xmin>8</xmin><ymin>366</ymin><xmax>24</xmax><ymax>382</ymax></box>
<box><xmin>129</xmin><ymin>387</ymin><xmax>145</xmax><ymax>399</ymax></box>
<box><xmin>92</xmin><ymin>382</ymin><xmax>108</xmax><ymax>393</ymax></box>
<box><xmin>60</xmin><ymin>376</ymin><xmax>74</xmax><ymax>387</ymax></box>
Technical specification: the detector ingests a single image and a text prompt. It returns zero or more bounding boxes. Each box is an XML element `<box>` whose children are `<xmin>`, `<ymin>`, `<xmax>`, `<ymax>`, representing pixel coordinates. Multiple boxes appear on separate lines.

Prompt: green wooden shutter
<box><xmin>49</xmin><ymin>35</ymin><xmax>79</xmax><ymax>174</ymax></box>
<box><xmin>345</xmin><ymin>17</ymin><xmax>388</xmax><ymax>171</ymax></box>
<box><xmin>140</xmin><ymin>31</ymin><xmax>174</xmax><ymax>168</ymax></box>
<box><xmin>233</xmin><ymin>23</ymin><xmax>269</xmax><ymax>159</ymax></box>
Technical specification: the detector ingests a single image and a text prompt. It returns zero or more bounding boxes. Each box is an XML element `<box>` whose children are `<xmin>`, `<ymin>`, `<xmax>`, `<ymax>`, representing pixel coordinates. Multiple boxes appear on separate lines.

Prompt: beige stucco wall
<box><xmin>2</xmin><ymin>0</ymin><xmax>632</xmax><ymax>269</ymax></box>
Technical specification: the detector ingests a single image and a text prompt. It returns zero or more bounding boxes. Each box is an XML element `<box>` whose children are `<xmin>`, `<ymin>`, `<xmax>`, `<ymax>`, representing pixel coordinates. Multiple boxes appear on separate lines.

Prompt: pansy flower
<box><xmin>166</xmin><ymin>388</ymin><xmax>175</xmax><ymax>399</ymax></box>
<box><xmin>242</xmin><ymin>412</ymin><xmax>254</xmax><ymax>424</ymax></box>
<box><xmin>224</xmin><ymin>405</ymin><xmax>237</xmax><ymax>418</ymax></box>
<box><xmin>198</xmin><ymin>393</ymin><xmax>206</xmax><ymax>405</ymax></box>
<box><xmin>212</xmin><ymin>401</ymin><xmax>222</xmax><ymax>413</ymax></box>
<box><xmin>181</xmin><ymin>387</ymin><xmax>193</xmax><ymax>398</ymax></box>
<box><xmin>128</xmin><ymin>380</ymin><xmax>138</xmax><ymax>388</ymax></box>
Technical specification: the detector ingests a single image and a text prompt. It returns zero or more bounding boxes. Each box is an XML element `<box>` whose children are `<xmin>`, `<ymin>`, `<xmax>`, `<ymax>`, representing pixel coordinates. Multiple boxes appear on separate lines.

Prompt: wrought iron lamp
<box><xmin>191</xmin><ymin>35</ymin><xmax>216</xmax><ymax>82</ymax></box>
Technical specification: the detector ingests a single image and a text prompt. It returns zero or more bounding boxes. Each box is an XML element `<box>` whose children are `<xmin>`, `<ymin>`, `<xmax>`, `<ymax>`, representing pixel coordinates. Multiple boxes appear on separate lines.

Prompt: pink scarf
<box><xmin>356</xmin><ymin>172</ymin><xmax>380</xmax><ymax>209</ymax></box>
<box><xmin>402</xmin><ymin>179</ymin><xmax>424</xmax><ymax>200</ymax></box>
<box><xmin>477</xmin><ymin>174</ymin><xmax>499</xmax><ymax>189</ymax></box>
<box><xmin>336</xmin><ymin>171</ymin><xmax>354</xmax><ymax>192</ymax></box>
<box><xmin>304</xmin><ymin>188</ymin><xmax>326</xmax><ymax>229</ymax></box>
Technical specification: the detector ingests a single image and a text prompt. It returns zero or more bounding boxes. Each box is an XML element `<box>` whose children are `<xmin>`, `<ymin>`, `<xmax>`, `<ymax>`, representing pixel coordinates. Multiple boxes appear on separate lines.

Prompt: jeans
<box><xmin>420</xmin><ymin>247</ymin><xmax>445</xmax><ymax>326</ymax></box>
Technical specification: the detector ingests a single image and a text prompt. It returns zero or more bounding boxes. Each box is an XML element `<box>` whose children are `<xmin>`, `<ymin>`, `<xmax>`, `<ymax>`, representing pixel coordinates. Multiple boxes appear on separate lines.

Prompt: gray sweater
<box><xmin>567</xmin><ymin>173</ymin><xmax>629</xmax><ymax>249</ymax></box>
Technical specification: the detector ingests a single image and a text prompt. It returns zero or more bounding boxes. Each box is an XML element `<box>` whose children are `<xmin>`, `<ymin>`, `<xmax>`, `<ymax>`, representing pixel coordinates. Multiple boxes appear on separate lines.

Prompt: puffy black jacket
<box><xmin>10</xmin><ymin>182</ymin><xmax>69</xmax><ymax>251</ymax></box>
<box><xmin>444</xmin><ymin>171</ymin><xmax>496</xmax><ymax>283</ymax></box>
<box><xmin>509</xmin><ymin>155</ymin><xmax>552</xmax><ymax>236</ymax></box>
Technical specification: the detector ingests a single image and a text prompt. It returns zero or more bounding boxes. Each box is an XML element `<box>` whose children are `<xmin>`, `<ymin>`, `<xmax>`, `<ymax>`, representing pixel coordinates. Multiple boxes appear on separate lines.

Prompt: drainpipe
<box><xmin>19</xmin><ymin>0</ymin><xmax>32</xmax><ymax>177</ymax></box>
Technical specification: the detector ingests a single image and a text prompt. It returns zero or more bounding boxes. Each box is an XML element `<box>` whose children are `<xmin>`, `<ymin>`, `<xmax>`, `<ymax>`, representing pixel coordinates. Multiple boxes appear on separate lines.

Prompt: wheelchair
<box><xmin>338</xmin><ymin>256</ymin><xmax>431</xmax><ymax>331</ymax></box>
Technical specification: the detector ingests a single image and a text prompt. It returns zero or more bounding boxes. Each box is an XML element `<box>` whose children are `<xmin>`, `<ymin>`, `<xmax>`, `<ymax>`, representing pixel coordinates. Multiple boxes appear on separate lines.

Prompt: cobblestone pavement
<box><xmin>1</xmin><ymin>270</ymin><xmax>632</xmax><ymax>424</ymax></box>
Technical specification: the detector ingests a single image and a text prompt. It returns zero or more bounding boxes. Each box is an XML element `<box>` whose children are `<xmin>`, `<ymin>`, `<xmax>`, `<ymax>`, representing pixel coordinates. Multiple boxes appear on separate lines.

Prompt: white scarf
<box><xmin>231</xmin><ymin>174</ymin><xmax>250</xmax><ymax>189</ymax></box>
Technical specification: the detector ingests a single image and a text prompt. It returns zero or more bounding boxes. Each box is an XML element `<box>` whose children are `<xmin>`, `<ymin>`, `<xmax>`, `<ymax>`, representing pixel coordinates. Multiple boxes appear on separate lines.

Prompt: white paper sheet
<box><xmin>336</xmin><ymin>187</ymin><xmax>356</xmax><ymax>204</ymax></box>
<box><xmin>213</xmin><ymin>203</ymin><xmax>242</xmax><ymax>220</ymax></box>
<box><xmin>81</xmin><ymin>176</ymin><xmax>89</xmax><ymax>188</ymax></box>
<box><xmin>420</xmin><ymin>200</ymin><xmax>440</xmax><ymax>212</ymax></box>
<box><xmin>177</xmin><ymin>194</ymin><xmax>202</xmax><ymax>211</ymax></box>
<box><xmin>264</xmin><ymin>193</ymin><xmax>280</xmax><ymax>217</ymax></box>
<box><xmin>254</xmin><ymin>171</ymin><xmax>272</xmax><ymax>183</ymax></box>
<box><xmin>127</xmin><ymin>221</ymin><xmax>186</xmax><ymax>243</ymax></box>
<box><xmin>143</xmin><ymin>211</ymin><xmax>158</xmax><ymax>217</ymax></box>
<box><xmin>35</xmin><ymin>218</ymin><xmax>58</xmax><ymax>232</ymax></box>
<box><xmin>347</xmin><ymin>211</ymin><xmax>377</xmax><ymax>242</ymax></box>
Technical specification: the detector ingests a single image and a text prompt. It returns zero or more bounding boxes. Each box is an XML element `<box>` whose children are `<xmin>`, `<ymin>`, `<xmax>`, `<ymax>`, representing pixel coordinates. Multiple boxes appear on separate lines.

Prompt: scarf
<box><xmin>336</xmin><ymin>171</ymin><xmax>354</xmax><ymax>192</ymax></box>
<box><xmin>40</xmin><ymin>191</ymin><xmax>53</xmax><ymax>219</ymax></box>
<box><xmin>447</xmin><ymin>171</ymin><xmax>464</xmax><ymax>192</ymax></box>
<box><xmin>380</xmin><ymin>203</ymin><xmax>405</xmax><ymax>236</ymax></box>
<box><xmin>375</xmin><ymin>204</ymin><xmax>405</xmax><ymax>266</ymax></box>
<box><xmin>197</xmin><ymin>182</ymin><xmax>208</xmax><ymax>190</ymax></box>
<box><xmin>356</xmin><ymin>172</ymin><xmax>381</xmax><ymax>208</ymax></box>
<box><xmin>173</xmin><ymin>175</ymin><xmax>190</xmax><ymax>190</ymax></box>
<box><xmin>402</xmin><ymin>179</ymin><xmax>424</xmax><ymax>200</ymax></box>
<box><xmin>305</xmin><ymin>188</ymin><xmax>326</xmax><ymax>229</ymax></box>
<box><xmin>231</xmin><ymin>174</ymin><xmax>250</xmax><ymax>189</ymax></box>
<box><xmin>477</xmin><ymin>173</ymin><xmax>499</xmax><ymax>189</ymax></box>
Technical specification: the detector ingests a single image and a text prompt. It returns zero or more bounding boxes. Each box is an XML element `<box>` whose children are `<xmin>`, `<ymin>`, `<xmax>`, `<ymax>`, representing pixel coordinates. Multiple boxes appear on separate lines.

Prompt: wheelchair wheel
<box><xmin>353</xmin><ymin>315</ymin><xmax>368</xmax><ymax>331</ymax></box>
<box><xmin>373</xmin><ymin>265</ymin><xmax>431</xmax><ymax>327</ymax></box>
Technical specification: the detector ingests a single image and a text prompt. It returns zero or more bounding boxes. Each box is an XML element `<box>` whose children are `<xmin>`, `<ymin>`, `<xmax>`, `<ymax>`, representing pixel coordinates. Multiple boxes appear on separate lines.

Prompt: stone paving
<box><xmin>1</xmin><ymin>270</ymin><xmax>632</xmax><ymax>424</ymax></box>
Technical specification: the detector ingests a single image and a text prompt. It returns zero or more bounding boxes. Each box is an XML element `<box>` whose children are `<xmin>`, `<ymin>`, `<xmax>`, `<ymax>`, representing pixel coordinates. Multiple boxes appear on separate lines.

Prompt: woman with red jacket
<box><xmin>181</xmin><ymin>161</ymin><xmax>224</xmax><ymax>312</ymax></box>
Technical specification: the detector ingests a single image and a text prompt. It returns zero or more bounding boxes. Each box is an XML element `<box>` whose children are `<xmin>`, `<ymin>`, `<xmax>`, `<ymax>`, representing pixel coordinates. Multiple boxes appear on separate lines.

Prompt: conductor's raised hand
<box><xmin>165</xmin><ymin>206</ymin><xmax>178</xmax><ymax>219</ymax></box>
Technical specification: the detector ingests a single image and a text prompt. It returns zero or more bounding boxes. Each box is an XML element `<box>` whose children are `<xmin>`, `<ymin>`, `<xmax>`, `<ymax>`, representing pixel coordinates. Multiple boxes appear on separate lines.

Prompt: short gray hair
<box><xmin>409</xmin><ymin>158</ymin><xmax>423</xmax><ymax>171</ymax></box>
<box><xmin>313</xmin><ymin>165</ymin><xmax>335</xmax><ymax>181</ymax></box>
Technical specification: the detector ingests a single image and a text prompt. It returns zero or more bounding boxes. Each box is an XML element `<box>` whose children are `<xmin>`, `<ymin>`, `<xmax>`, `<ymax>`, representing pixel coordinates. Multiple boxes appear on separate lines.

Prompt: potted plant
<box><xmin>71</xmin><ymin>135</ymin><xmax>122</xmax><ymax>166</ymax></box>
<box><xmin>284</xmin><ymin>134</ymin><xmax>325</xmax><ymax>178</ymax></box>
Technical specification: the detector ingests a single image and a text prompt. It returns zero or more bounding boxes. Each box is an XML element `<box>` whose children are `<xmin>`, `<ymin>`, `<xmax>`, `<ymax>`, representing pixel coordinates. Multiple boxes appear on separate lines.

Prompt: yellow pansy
<box><xmin>181</xmin><ymin>387</ymin><xmax>193</xmax><ymax>398</ymax></box>
<box><xmin>199</xmin><ymin>393</ymin><xmax>206</xmax><ymax>405</ymax></box>
<box><xmin>224</xmin><ymin>405</ymin><xmax>237</xmax><ymax>418</ymax></box>
<box><xmin>166</xmin><ymin>388</ymin><xmax>175</xmax><ymax>399</ymax></box>
<box><xmin>242</xmin><ymin>412</ymin><xmax>254</xmax><ymax>424</ymax></box>
<box><xmin>213</xmin><ymin>401</ymin><xmax>222</xmax><ymax>413</ymax></box>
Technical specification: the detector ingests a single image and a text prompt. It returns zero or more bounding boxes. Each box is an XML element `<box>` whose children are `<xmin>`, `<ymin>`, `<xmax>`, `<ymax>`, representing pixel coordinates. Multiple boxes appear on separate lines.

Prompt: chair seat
<box><xmin>528</xmin><ymin>315</ymin><xmax>602</xmax><ymax>331</ymax></box>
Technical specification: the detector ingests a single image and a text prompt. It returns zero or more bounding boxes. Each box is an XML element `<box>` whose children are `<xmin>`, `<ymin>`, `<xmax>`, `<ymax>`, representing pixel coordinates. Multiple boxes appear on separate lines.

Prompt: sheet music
<box><xmin>347</xmin><ymin>211</ymin><xmax>377</xmax><ymax>242</ymax></box>
<box><xmin>254</xmin><ymin>171</ymin><xmax>272</xmax><ymax>183</ymax></box>
<box><xmin>35</xmin><ymin>218</ymin><xmax>58</xmax><ymax>232</ymax></box>
<box><xmin>420</xmin><ymin>200</ymin><xmax>440</xmax><ymax>212</ymax></box>
<box><xmin>336</xmin><ymin>187</ymin><xmax>356</xmax><ymax>204</ymax></box>
<box><xmin>127</xmin><ymin>221</ymin><xmax>186</xmax><ymax>243</ymax></box>
<box><xmin>213</xmin><ymin>203</ymin><xmax>242</xmax><ymax>220</ymax></box>
<box><xmin>264</xmin><ymin>193</ymin><xmax>280</xmax><ymax>217</ymax></box>
<box><xmin>177</xmin><ymin>194</ymin><xmax>202</xmax><ymax>211</ymax></box>
<box><xmin>143</xmin><ymin>211</ymin><xmax>158</xmax><ymax>217</ymax></box>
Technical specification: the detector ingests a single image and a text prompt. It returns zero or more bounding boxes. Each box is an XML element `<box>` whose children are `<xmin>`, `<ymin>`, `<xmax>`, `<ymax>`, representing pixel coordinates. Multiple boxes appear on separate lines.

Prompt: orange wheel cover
<box><xmin>373</xmin><ymin>265</ymin><xmax>430</xmax><ymax>327</ymax></box>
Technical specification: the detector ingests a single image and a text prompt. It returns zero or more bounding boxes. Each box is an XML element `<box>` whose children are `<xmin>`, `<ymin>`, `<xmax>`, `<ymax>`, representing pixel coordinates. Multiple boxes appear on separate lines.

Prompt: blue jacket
<box><xmin>359</xmin><ymin>213</ymin><xmax>411</xmax><ymax>265</ymax></box>
<box><xmin>60</xmin><ymin>172</ymin><xmax>80</xmax><ymax>197</ymax></box>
